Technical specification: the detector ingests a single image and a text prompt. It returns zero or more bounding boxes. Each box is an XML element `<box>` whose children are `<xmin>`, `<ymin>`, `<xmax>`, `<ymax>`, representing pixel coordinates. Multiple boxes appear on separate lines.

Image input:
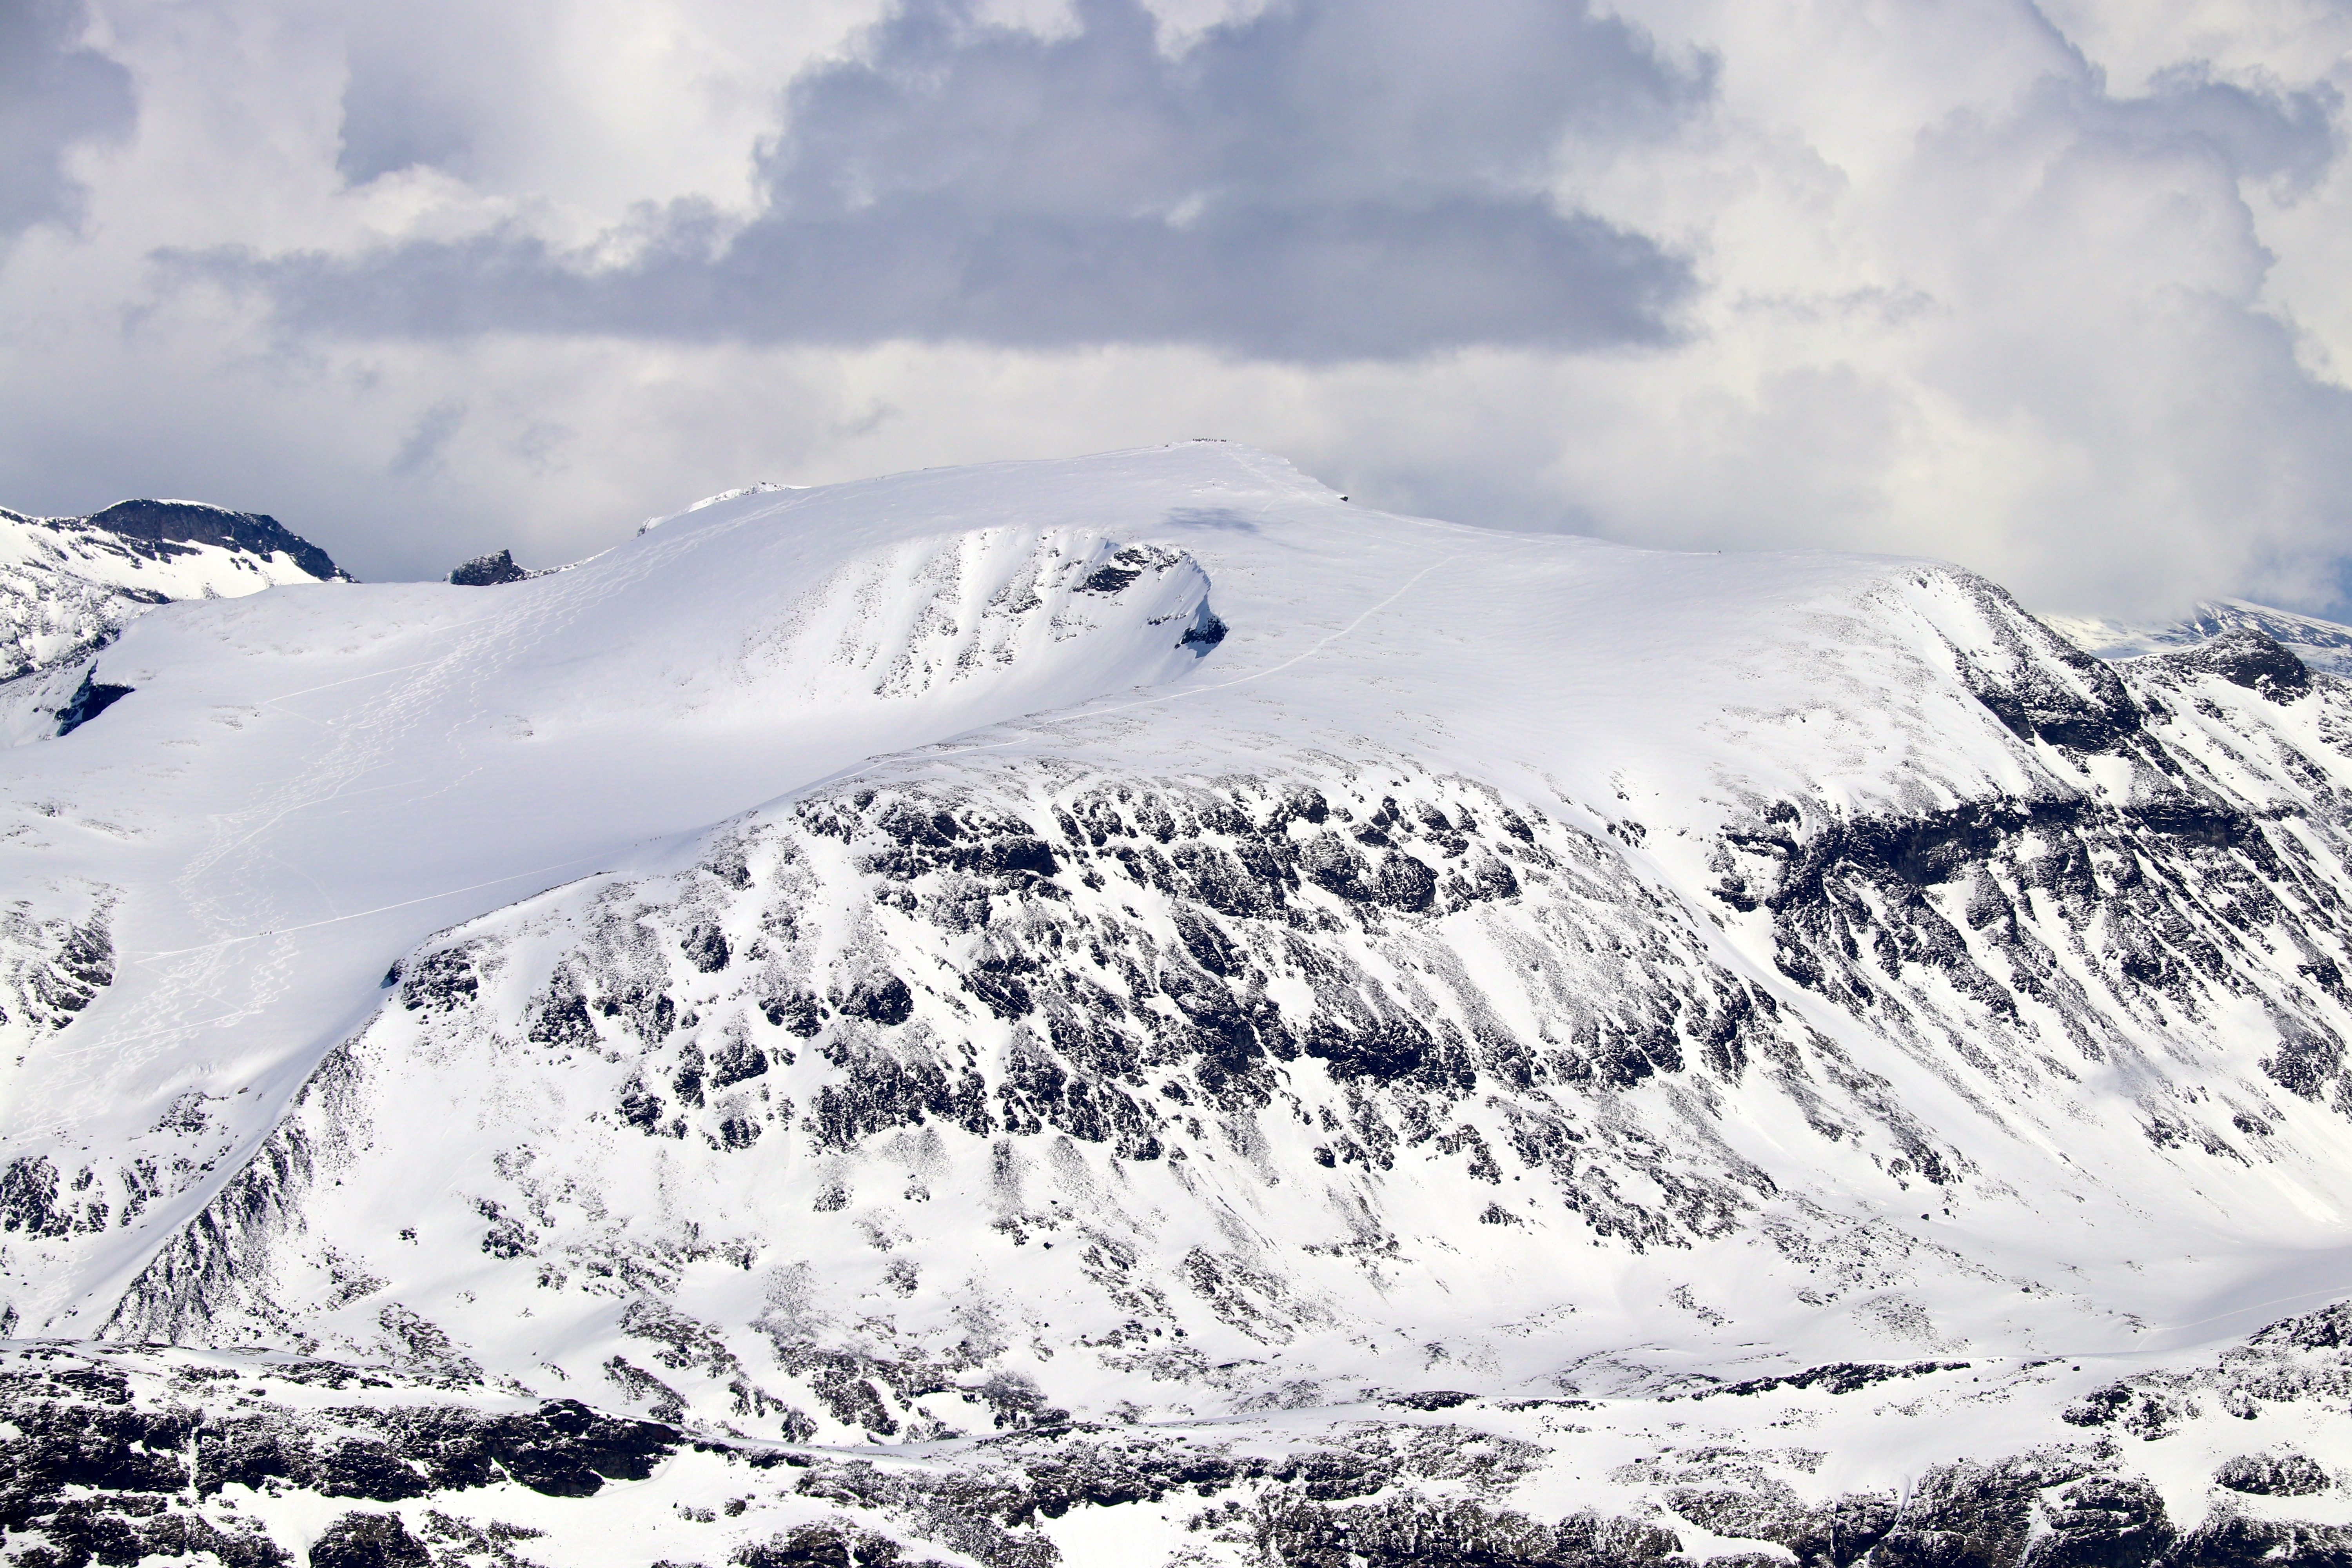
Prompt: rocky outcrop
<box><xmin>446</xmin><ymin>550</ymin><xmax>534</xmax><ymax>587</ymax></box>
<box><xmin>62</xmin><ymin>501</ymin><xmax>349</xmax><ymax>586</ymax></box>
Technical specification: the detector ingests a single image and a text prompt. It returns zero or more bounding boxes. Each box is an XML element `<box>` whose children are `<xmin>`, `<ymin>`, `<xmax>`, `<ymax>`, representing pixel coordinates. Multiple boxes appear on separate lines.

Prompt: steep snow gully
<box><xmin>10</xmin><ymin>445</ymin><xmax>2352</xmax><ymax>1567</ymax></box>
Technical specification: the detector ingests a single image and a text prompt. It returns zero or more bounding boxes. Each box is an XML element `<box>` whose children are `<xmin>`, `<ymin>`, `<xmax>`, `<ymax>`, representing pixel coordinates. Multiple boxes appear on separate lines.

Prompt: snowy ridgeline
<box><xmin>7</xmin><ymin>445</ymin><xmax>2352</xmax><ymax>1568</ymax></box>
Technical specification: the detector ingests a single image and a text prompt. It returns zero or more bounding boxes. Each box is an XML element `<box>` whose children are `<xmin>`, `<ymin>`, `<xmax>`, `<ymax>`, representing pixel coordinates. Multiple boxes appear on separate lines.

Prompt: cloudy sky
<box><xmin>4</xmin><ymin>0</ymin><xmax>2352</xmax><ymax>617</ymax></box>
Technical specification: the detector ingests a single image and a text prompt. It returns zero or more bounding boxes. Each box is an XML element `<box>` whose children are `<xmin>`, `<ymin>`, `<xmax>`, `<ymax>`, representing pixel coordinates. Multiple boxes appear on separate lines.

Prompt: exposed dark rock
<box><xmin>762</xmin><ymin>992</ymin><xmax>826</xmax><ymax>1036</ymax></box>
<box><xmin>2</xmin><ymin>1495</ymin><xmax>292</xmax><ymax>1568</ymax></box>
<box><xmin>709</xmin><ymin>1037</ymin><xmax>769</xmax><ymax>1088</ymax></box>
<box><xmin>2031</xmin><ymin>1475</ymin><xmax>2169</xmax><ymax>1568</ymax></box>
<box><xmin>1080</xmin><ymin>563</ymin><xmax>1142</xmax><ymax>595</ymax></box>
<box><xmin>447</xmin><ymin>550</ymin><xmax>532</xmax><ymax>587</ymax></box>
<box><xmin>2152</xmin><ymin>629</ymin><xmax>2312</xmax><ymax>703</ymax></box>
<box><xmin>9</xmin><ymin>1334</ymin><xmax>2352</xmax><ymax>1568</ymax></box>
<box><xmin>619</xmin><ymin>1078</ymin><xmax>667</xmax><ymax>1133</ymax></box>
<box><xmin>809</xmin><ymin>1045</ymin><xmax>988</xmax><ymax>1151</ymax></box>
<box><xmin>838</xmin><ymin>975</ymin><xmax>913</xmax><ymax>1026</ymax></box>
<box><xmin>684</xmin><ymin>924</ymin><xmax>731</xmax><ymax>973</ymax></box>
<box><xmin>1871</xmin><ymin>1457</ymin><xmax>2053</xmax><ymax>1568</ymax></box>
<box><xmin>71</xmin><ymin>499</ymin><xmax>348</xmax><ymax>583</ymax></box>
<box><xmin>1698</xmin><ymin>1360</ymin><xmax>1970</xmax><ymax>1400</ymax></box>
<box><xmin>1257</xmin><ymin>1496</ymin><xmax>1683</xmax><ymax>1568</ymax></box>
<box><xmin>2262</xmin><ymin>1020</ymin><xmax>2344</xmax><ymax>1101</ymax></box>
<box><xmin>674</xmin><ymin>1042</ymin><xmax>707</xmax><ymax>1107</ymax></box>
<box><xmin>2250</xmin><ymin>1301</ymin><xmax>2352</xmax><ymax>1350</ymax></box>
<box><xmin>1666</xmin><ymin>1483</ymin><xmax>1894</xmax><ymax>1568</ymax></box>
<box><xmin>54</xmin><ymin>669</ymin><xmax>133</xmax><ymax>735</ymax></box>
<box><xmin>2215</xmin><ymin>1454</ymin><xmax>2330</xmax><ymax>1497</ymax></box>
<box><xmin>318</xmin><ymin>1438</ymin><xmax>431</xmax><ymax>1501</ymax></box>
<box><xmin>0</xmin><ymin>1154</ymin><xmax>66</xmax><ymax>1237</ymax></box>
<box><xmin>1943</xmin><ymin>576</ymin><xmax>2141</xmax><ymax>751</ymax></box>
<box><xmin>307</xmin><ymin>1510</ymin><xmax>429</xmax><ymax>1568</ymax></box>
<box><xmin>2061</xmin><ymin>1382</ymin><xmax>2200</xmax><ymax>1439</ymax></box>
<box><xmin>1180</xmin><ymin>610</ymin><xmax>1228</xmax><ymax>648</ymax></box>
<box><xmin>1383</xmin><ymin>1390</ymin><xmax>1475</xmax><ymax>1410</ymax></box>
<box><xmin>527</xmin><ymin>984</ymin><xmax>599</xmax><ymax>1050</ymax></box>
<box><xmin>1075</xmin><ymin>545</ymin><xmax>1181</xmax><ymax>597</ymax></box>
<box><xmin>2166</xmin><ymin>1510</ymin><xmax>2352</xmax><ymax>1568</ymax></box>
<box><xmin>204</xmin><ymin>1397</ymin><xmax>685</xmax><ymax>1501</ymax></box>
<box><xmin>399</xmin><ymin>949</ymin><xmax>477</xmax><ymax>1013</ymax></box>
<box><xmin>736</xmin><ymin>1521</ymin><xmax>949</xmax><ymax>1568</ymax></box>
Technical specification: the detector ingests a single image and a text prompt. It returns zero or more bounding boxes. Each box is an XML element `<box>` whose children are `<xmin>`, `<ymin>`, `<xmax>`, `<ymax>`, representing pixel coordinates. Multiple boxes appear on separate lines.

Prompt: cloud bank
<box><xmin>0</xmin><ymin>0</ymin><xmax>134</xmax><ymax>239</ymax></box>
<box><xmin>200</xmin><ymin>0</ymin><xmax>1703</xmax><ymax>359</ymax></box>
<box><xmin>2</xmin><ymin>0</ymin><xmax>2350</xmax><ymax>618</ymax></box>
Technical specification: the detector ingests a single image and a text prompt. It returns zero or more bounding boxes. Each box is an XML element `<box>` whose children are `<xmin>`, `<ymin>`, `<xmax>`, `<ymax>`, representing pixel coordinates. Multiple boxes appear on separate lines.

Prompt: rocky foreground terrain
<box><xmin>8</xmin><ymin>1296</ymin><xmax>2352</xmax><ymax>1567</ymax></box>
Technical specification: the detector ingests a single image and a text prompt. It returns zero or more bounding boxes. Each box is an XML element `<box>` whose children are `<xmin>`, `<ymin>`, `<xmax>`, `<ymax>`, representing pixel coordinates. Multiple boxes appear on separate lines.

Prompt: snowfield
<box><xmin>7</xmin><ymin>444</ymin><xmax>2352</xmax><ymax>1568</ymax></box>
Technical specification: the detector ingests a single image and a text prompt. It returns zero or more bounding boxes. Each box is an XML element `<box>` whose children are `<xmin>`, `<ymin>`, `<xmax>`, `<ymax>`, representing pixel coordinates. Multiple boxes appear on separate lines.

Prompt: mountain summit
<box><xmin>5</xmin><ymin>445</ymin><xmax>2352</xmax><ymax>1568</ymax></box>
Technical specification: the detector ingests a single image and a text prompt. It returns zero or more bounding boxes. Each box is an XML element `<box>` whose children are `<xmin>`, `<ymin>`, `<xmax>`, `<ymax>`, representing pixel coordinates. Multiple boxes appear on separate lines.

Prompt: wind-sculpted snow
<box><xmin>15</xmin><ymin>444</ymin><xmax>2352</xmax><ymax>1564</ymax></box>
<box><xmin>0</xmin><ymin>490</ymin><xmax>1233</xmax><ymax>1348</ymax></box>
<box><xmin>732</xmin><ymin>533</ymin><xmax>1220</xmax><ymax>702</ymax></box>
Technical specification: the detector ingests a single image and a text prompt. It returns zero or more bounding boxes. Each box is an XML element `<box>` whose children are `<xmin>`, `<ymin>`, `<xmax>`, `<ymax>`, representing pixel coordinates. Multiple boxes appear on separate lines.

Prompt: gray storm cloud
<box><xmin>196</xmin><ymin>0</ymin><xmax>1706</xmax><ymax>360</ymax></box>
<box><xmin>0</xmin><ymin>0</ymin><xmax>134</xmax><ymax>240</ymax></box>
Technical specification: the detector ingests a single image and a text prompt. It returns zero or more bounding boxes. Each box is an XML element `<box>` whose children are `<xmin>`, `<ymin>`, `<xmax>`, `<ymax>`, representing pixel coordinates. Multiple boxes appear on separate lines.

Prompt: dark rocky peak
<box><xmin>2145</xmin><ymin>626</ymin><xmax>2312</xmax><ymax>701</ymax></box>
<box><xmin>448</xmin><ymin>548</ymin><xmax>535</xmax><ymax>587</ymax></box>
<box><xmin>70</xmin><ymin>499</ymin><xmax>350</xmax><ymax>583</ymax></box>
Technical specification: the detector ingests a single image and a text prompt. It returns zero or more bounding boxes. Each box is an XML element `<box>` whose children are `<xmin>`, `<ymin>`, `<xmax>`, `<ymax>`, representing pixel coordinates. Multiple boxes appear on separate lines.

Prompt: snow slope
<box><xmin>7</xmin><ymin>444</ymin><xmax>2352</xmax><ymax>1568</ymax></box>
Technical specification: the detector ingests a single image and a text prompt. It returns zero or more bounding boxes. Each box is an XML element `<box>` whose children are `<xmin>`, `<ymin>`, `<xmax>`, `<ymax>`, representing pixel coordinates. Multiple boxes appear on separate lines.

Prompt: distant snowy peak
<box><xmin>2045</xmin><ymin>597</ymin><xmax>2352</xmax><ymax>677</ymax></box>
<box><xmin>2</xmin><ymin>498</ymin><xmax>350</xmax><ymax>589</ymax></box>
<box><xmin>0</xmin><ymin>498</ymin><xmax>349</xmax><ymax>682</ymax></box>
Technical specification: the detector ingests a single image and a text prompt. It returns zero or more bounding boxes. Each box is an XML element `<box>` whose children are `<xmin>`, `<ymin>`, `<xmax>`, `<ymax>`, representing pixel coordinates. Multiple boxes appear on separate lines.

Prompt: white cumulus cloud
<box><xmin>0</xmin><ymin>0</ymin><xmax>2345</xmax><ymax>620</ymax></box>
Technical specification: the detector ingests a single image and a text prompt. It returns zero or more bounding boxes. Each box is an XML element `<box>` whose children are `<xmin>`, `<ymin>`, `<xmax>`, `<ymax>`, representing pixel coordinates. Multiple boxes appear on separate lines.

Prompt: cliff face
<box><xmin>7</xmin><ymin>446</ymin><xmax>2352</xmax><ymax>1567</ymax></box>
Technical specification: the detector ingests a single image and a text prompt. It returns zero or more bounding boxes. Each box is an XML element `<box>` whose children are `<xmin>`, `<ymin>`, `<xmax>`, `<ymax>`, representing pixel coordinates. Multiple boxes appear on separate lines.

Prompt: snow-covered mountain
<box><xmin>0</xmin><ymin>499</ymin><xmax>350</xmax><ymax>746</ymax></box>
<box><xmin>7</xmin><ymin>445</ymin><xmax>2352</xmax><ymax>1568</ymax></box>
<box><xmin>2046</xmin><ymin>599</ymin><xmax>2352</xmax><ymax>679</ymax></box>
